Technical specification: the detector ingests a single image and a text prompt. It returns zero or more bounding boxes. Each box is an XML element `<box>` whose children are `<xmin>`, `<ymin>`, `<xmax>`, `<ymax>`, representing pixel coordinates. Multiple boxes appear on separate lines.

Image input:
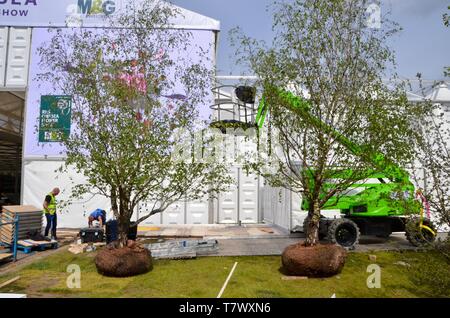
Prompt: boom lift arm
<box><xmin>255</xmin><ymin>87</ymin><xmax>411</xmax><ymax>185</ymax></box>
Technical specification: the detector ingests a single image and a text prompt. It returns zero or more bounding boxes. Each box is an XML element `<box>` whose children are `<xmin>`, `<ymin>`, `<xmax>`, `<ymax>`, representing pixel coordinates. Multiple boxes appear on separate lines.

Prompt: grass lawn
<box><xmin>0</xmin><ymin>249</ymin><xmax>449</xmax><ymax>298</ymax></box>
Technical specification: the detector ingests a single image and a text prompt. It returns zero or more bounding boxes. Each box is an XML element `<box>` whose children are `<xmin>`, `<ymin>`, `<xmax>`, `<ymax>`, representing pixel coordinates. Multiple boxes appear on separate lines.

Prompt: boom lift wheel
<box><xmin>405</xmin><ymin>217</ymin><xmax>437</xmax><ymax>247</ymax></box>
<box><xmin>328</xmin><ymin>218</ymin><xmax>360</xmax><ymax>248</ymax></box>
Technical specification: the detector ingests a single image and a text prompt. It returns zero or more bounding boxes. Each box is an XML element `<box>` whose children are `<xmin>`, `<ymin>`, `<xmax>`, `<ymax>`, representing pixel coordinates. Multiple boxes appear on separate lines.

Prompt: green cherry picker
<box><xmin>255</xmin><ymin>86</ymin><xmax>437</xmax><ymax>248</ymax></box>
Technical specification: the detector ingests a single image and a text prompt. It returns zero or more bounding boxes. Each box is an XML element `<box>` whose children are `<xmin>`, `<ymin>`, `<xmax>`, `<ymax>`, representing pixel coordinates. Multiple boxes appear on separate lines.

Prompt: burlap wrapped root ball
<box><xmin>95</xmin><ymin>243</ymin><xmax>153</xmax><ymax>277</ymax></box>
<box><xmin>282</xmin><ymin>243</ymin><xmax>347</xmax><ymax>278</ymax></box>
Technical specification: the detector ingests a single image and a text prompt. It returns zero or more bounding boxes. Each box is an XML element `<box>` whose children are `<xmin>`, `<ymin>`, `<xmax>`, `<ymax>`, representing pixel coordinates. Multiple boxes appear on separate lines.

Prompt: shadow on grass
<box><xmin>278</xmin><ymin>266</ymin><xmax>290</xmax><ymax>276</ymax></box>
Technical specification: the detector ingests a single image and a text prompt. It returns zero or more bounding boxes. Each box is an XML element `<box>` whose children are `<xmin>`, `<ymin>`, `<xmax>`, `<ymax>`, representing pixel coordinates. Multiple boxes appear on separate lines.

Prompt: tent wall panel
<box><xmin>238</xmin><ymin>169</ymin><xmax>259</xmax><ymax>224</ymax></box>
<box><xmin>260</xmin><ymin>186</ymin><xmax>291</xmax><ymax>231</ymax></box>
<box><xmin>0</xmin><ymin>27</ymin><xmax>8</xmax><ymax>87</ymax></box>
<box><xmin>5</xmin><ymin>27</ymin><xmax>31</xmax><ymax>88</ymax></box>
<box><xmin>138</xmin><ymin>202</ymin><xmax>162</xmax><ymax>226</ymax></box>
<box><xmin>290</xmin><ymin>191</ymin><xmax>304</xmax><ymax>231</ymax></box>
<box><xmin>162</xmin><ymin>202</ymin><xmax>185</xmax><ymax>225</ymax></box>
<box><xmin>22</xmin><ymin>160</ymin><xmax>110</xmax><ymax>229</ymax></box>
<box><xmin>186</xmin><ymin>198</ymin><xmax>209</xmax><ymax>224</ymax></box>
<box><xmin>217</xmin><ymin>167</ymin><xmax>239</xmax><ymax>224</ymax></box>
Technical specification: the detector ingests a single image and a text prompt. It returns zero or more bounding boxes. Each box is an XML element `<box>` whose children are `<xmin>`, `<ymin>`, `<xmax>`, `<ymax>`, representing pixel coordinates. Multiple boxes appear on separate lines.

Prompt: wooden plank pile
<box><xmin>0</xmin><ymin>276</ymin><xmax>20</xmax><ymax>288</ymax></box>
<box><xmin>0</xmin><ymin>253</ymin><xmax>12</xmax><ymax>262</ymax></box>
<box><xmin>0</xmin><ymin>205</ymin><xmax>43</xmax><ymax>245</ymax></box>
<box><xmin>18</xmin><ymin>240</ymin><xmax>55</xmax><ymax>247</ymax></box>
<box><xmin>16</xmin><ymin>239</ymin><xmax>57</xmax><ymax>253</ymax></box>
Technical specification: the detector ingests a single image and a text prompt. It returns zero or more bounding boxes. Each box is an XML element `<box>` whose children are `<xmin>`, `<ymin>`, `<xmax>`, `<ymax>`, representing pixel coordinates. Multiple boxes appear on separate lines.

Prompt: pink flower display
<box><xmin>118</xmin><ymin>71</ymin><xmax>147</xmax><ymax>94</ymax></box>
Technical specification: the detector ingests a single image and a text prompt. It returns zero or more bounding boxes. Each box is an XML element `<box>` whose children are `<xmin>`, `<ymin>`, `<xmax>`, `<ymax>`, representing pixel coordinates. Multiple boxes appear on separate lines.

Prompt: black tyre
<box><xmin>328</xmin><ymin>218</ymin><xmax>360</xmax><ymax>248</ymax></box>
<box><xmin>405</xmin><ymin>217</ymin><xmax>437</xmax><ymax>247</ymax></box>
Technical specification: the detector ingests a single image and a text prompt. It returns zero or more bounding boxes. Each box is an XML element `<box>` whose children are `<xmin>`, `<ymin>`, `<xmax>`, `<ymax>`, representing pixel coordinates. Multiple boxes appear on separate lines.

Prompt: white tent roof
<box><xmin>425</xmin><ymin>82</ymin><xmax>450</xmax><ymax>103</ymax></box>
<box><xmin>170</xmin><ymin>4</ymin><xmax>220</xmax><ymax>31</ymax></box>
<box><xmin>406</xmin><ymin>91</ymin><xmax>426</xmax><ymax>102</ymax></box>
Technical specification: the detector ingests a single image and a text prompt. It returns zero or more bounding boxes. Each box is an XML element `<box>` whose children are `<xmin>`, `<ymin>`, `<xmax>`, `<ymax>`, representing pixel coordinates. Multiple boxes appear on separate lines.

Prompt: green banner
<box><xmin>38</xmin><ymin>95</ymin><xmax>72</xmax><ymax>143</ymax></box>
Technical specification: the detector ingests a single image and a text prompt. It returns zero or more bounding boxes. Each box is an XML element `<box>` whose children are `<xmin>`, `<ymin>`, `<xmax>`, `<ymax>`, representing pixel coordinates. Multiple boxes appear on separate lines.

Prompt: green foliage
<box><xmin>209</xmin><ymin>120</ymin><xmax>257</xmax><ymax>133</ymax></box>
<box><xmin>36</xmin><ymin>0</ymin><xmax>232</xmax><ymax>240</ymax></box>
<box><xmin>444</xmin><ymin>6</ymin><xmax>449</xmax><ymax>27</ymax></box>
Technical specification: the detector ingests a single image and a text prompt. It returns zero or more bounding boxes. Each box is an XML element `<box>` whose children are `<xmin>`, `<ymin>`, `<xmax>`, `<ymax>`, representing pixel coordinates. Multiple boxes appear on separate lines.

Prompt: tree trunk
<box><xmin>110</xmin><ymin>187</ymin><xmax>119</xmax><ymax>218</ymax></box>
<box><xmin>117</xmin><ymin>187</ymin><xmax>132</xmax><ymax>247</ymax></box>
<box><xmin>305</xmin><ymin>199</ymin><xmax>320</xmax><ymax>247</ymax></box>
<box><xmin>118</xmin><ymin>214</ymin><xmax>130</xmax><ymax>247</ymax></box>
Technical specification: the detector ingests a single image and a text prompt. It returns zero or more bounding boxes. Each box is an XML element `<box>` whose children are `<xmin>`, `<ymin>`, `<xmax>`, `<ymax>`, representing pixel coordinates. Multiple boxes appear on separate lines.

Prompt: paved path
<box><xmin>139</xmin><ymin>224</ymin><xmax>449</xmax><ymax>256</ymax></box>
<box><xmin>138</xmin><ymin>224</ymin><xmax>295</xmax><ymax>239</ymax></box>
<box><xmin>213</xmin><ymin>236</ymin><xmax>414</xmax><ymax>257</ymax></box>
<box><xmin>215</xmin><ymin>238</ymin><xmax>300</xmax><ymax>256</ymax></box>
<box><xmin>211</xmin><ymin>233</ymin><xmax>449</xmax><ymax>257</ymax></box>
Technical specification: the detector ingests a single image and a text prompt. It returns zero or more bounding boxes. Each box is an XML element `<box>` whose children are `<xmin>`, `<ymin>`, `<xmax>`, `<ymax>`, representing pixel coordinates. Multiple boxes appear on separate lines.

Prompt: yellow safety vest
<box><xmin>44</xmin><ymin>193</ymin><xmax>56</xmax><ymax>215</ymax></box>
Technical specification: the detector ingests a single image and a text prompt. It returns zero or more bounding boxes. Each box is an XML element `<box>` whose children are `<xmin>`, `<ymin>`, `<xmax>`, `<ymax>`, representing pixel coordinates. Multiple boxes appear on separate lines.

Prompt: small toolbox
<box><xmin>79</xmin><ymin>228</ymin><xmax>104</xmax><ymax>243</ymax></box>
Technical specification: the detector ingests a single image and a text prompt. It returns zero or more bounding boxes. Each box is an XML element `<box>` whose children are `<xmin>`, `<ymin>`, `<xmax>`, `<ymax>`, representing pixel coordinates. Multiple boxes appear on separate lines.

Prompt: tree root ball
<box><xmin>281</xmin><ymin>243</ymin><xmax>347</xmax><ymax>278</ymax></box>
<box><xmin>95</xmin><ymin>244</ymin><xmax>153</xmax><ymax>277</ymax></box>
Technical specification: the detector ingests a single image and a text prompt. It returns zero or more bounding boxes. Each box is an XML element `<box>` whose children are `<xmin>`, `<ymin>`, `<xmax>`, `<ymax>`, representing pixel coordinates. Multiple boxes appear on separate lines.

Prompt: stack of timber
<box><xmin>16</xmin><ymin>239</ymin><xmax>57</xmax><ymax>253</ymax></box>
<box><xmin>0</xmin><ymin>206</ymin><xmax>43</xmax><ymax>245</ymax></box>
<box><xmin>0</xmin><ymin>253</ymin><xmax>12</xmax><ymax>263</ymax></box>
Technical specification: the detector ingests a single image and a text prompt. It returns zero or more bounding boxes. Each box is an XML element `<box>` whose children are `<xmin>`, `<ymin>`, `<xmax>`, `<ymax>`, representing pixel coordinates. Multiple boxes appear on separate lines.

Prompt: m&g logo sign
<box><xmin>77</xmin><ymin>0</ymin><xmax>116</xmax><ymax>16</ymax></box>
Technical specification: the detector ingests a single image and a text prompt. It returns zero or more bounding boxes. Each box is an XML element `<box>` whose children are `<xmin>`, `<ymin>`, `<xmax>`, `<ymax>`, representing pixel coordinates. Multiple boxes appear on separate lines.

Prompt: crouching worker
<box><xmin>88</xmin><ymin>209</ymin><xmax>106</xmax><ymax>228</ymax></box>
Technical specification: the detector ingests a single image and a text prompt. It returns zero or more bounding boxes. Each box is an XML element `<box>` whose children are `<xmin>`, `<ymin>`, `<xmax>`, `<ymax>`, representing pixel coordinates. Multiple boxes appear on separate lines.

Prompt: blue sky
<box><xmin>171</xmin><ymin>0</ymin><xmax>449</xmax><ymax>80</ymax></box>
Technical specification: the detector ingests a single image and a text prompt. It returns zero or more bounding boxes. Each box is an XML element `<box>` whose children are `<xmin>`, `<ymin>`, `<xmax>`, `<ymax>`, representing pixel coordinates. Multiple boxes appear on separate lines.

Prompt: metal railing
<box><xmin>210</xmin><ymin>85</ymin><xmax>258</xmax><ymax>124</ymax></box>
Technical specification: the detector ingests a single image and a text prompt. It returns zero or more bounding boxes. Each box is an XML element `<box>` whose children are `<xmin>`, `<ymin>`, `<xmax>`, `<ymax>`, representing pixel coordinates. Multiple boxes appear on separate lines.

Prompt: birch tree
<box><xmin>37</xmin><ymin>0</ymin><xmax>231</xmax><ymax>246</ymax></box>
<box><xmin>231</xmin><ymin>0</ymin><xmax>424</xmax><ymax>246</ymax></box>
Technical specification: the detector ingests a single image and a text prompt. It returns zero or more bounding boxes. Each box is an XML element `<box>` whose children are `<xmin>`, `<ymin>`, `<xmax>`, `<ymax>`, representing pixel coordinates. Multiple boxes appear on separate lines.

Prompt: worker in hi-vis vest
<box><xmin>43</xmin><ymin>187</ymin><xmax>60</xmax><ymax>240</ymax></box>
